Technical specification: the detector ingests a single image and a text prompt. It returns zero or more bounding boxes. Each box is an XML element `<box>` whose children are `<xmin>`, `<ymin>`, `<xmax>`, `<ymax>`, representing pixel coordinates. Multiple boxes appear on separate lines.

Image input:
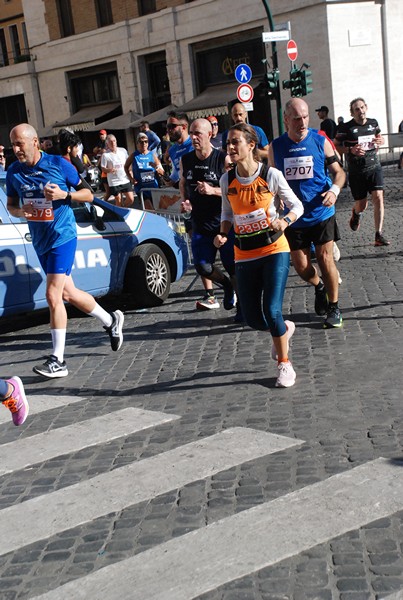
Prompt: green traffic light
<box><xmin>266</xmin><ymin>69</ymin><xmax>279</xmax><ymax>90</ymax></box>
<box><xmin>301</xmin><ymin>70</ymin><xmax>313</xmax><ymax>96</ymax></box>
<box><xmin>282</xmin><ymin>65</ymin><xmax>313</xmax><ymax>97</ymax></box>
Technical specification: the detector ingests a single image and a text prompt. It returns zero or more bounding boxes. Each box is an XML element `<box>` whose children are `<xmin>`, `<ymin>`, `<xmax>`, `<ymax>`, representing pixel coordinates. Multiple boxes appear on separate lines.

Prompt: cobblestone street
<box><xmin>1</xmin><ymin>170</ymin><xmax>403</xmax><ymax>600</ymax></box>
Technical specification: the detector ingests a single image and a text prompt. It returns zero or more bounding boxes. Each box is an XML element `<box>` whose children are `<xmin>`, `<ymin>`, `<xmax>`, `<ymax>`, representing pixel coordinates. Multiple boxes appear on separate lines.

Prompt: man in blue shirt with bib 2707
<box><xmin>269</xmin><ymin>99</ymin><xmax>346</xmax><ymax>329</ymax></box>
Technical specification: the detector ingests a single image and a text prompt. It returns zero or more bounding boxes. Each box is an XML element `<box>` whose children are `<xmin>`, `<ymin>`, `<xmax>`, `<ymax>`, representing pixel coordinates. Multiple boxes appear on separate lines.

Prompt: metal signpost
<box><xmin>260</xmin><ymin>0</ymin><xmax>285</xmax><ymax>134</ymax></box>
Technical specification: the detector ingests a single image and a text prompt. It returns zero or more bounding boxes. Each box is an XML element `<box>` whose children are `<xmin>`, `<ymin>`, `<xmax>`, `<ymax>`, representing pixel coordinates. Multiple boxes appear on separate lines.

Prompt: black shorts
<box><xmin>349</xmin><ymin>167</ymin><xmax>383</xmax><ymax>200</ymax></box>
<box><xmin>285</xmin><ymin>215</ymin><xmax>340</xmax><ymax>251</ymax></box>
<box><xmin>109</xmin><ymin>183</ymin><xmax>133</xmax><ymax>196</ymax></box>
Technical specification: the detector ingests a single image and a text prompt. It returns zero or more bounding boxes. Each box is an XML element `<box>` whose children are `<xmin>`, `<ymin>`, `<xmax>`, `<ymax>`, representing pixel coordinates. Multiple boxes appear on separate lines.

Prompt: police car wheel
<box><xmin>125</xmin><ymin>243</ymin><xmax>171</xmax><ymax>307</ymax></box>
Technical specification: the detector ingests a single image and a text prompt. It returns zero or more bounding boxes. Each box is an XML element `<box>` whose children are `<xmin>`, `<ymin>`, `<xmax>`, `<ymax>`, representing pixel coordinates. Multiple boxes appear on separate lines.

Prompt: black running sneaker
<box><xmin>323</xmin><ymin>306</ymin><xmax>343</xmax><ymax>329</ymax></box>
<box><xmin>33</xmin><ymin>355</ymin><xmax>68</xmax><ymax>378</ymax></box>
<box><xmin>374</xmin><ymin>232</ymin><xmax>390</xmax><ymax>246</ymax></box>
<box><xmin>314</xmin><ymin>286</ymin><xmax>328</xmax><ymax>316</ymax></box>
<box><xmin>349</xmin><ymin>209</ymin><xmax>361</xmax><ymax>231</ymax></box>
<box><xmin>104</xmin><ymin>310</ymin><xmax>124</xmax><ymax>351</ymax></box>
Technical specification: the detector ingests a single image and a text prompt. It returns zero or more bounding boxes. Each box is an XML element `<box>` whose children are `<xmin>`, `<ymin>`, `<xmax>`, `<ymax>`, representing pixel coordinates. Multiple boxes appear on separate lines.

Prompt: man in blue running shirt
<box><xmin>6</xmin><ymin>123</ymin><xmax>124</xmax><ymax>379</ymax></box>
<box><xmin>166</xmin><ymin>111</ymin><xmax>193</xmax><ymax>188</ymax></box>
<box><xmin>268</xmin><ymin>99</ymin><xmax>346</xmax><ymax>329</ymax></box>
<box><xmin>221</xmin><ymin>103</ymin><xmax>269</xmax><ymax>160</ymax></box>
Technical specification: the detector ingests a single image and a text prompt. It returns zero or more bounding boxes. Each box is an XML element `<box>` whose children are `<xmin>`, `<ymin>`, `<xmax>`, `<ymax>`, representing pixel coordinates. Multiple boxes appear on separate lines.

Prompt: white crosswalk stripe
<box><xmin>3</xmin><ymin>397</ymin><xmax>403</xmax><ymax>599</ymax></box>
<box><xmin>31</xmin><ymin>458</ymin><xmax>403</xmax><ymax>600</ymax></box>
<box><xmin>0</xmin><ymin>427</ymin><xmax>303</xmax><ymax>556</ymax></box>
<box><xmin>0</xmin><ymin>406</ymin><xmax>180</xmax><ymax>476</ymax></box>
<box><xmin>0</xmin><ymin>394</ymin><xmax>83</xmax><ymax>424</ymax></box>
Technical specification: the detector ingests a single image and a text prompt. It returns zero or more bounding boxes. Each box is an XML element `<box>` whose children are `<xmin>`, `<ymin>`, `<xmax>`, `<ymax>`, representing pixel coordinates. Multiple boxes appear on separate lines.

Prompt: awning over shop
<box><xmin>177</xmin><ymin>80</ymin><xmax>260</xmax><ymax>120</ymax></box>
<box><xmin>52</xmin><ymin>103</ymin><xmax>121</xmax><ymax>133</ymax></box>
<box><xmin>89</xmin><ymin>110</ymin><xmax>143</xmax><ymax>132</ymax></box>
<box><xmin>130</xmin><ymin>104</ymin><xmax>177</xmax><ymax>128</ymax></box>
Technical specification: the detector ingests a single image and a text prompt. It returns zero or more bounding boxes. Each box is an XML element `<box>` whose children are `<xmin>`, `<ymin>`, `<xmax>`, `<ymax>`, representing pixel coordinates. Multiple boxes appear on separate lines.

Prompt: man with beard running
<box><xmin>166</xmin><ymin>111</ymin><xmax>193</xmax><ymax>188</ymax></box>
<box><xmin>335</xmin><ymin>97</ymin><xmax>389</xmax><ymax>246</ymax></box>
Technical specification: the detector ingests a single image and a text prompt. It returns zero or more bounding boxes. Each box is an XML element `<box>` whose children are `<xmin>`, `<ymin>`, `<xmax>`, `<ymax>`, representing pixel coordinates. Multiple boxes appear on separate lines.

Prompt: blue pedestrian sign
<box><xmin>235</xmin><ymin>64</ymin><xmax>252</xmax><ymax>84</ymax></box>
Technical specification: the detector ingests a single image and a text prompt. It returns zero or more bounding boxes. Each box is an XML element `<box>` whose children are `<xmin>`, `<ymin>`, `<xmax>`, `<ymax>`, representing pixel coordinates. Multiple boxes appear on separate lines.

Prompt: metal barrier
<box><xmin>378</xmin><ymin>133</ymin><xmax>403</xmax><ymax>172</ymax></box>
<box><xmin>139</xmin><ymin>187</ymin><xmax>193</xmax><ymax>263</ymax></box>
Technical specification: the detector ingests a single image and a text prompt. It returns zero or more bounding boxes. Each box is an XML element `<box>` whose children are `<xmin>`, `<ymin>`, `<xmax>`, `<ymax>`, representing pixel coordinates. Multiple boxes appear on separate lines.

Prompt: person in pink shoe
<box><xmin>0</xmin><ymin>377</ymin><xmax>29</xmax><ymax>426</ymax></box>
<box><xmin>215</xmin><ymin>123</ymin><xmax>304</xmax><ymax>388</ymax></box>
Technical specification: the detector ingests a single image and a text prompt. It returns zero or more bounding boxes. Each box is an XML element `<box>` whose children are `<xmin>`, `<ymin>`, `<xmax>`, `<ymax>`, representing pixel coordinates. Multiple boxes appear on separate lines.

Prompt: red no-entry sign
<box><xmin>287</xmin><ymin>39</ymin><xmax>298</xmax><ymax>62</ymax></box>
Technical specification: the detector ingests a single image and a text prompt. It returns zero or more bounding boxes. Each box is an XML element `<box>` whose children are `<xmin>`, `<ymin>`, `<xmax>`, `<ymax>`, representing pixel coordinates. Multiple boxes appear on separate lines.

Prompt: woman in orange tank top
<box><xmin>215</xmin><ymin>123</ymin><xmax>303</xmax><ymax>388</ymax></box>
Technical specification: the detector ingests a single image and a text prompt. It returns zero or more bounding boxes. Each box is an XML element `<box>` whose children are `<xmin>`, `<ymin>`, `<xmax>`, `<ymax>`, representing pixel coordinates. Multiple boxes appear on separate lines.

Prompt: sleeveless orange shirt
<box><xmin>227</xmin><ymin>172</ymin><xmax>290</xmax><ymax>261</ymax></box>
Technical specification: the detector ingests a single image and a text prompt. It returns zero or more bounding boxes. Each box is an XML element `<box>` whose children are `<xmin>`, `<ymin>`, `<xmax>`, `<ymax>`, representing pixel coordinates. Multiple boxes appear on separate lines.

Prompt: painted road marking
<box><xmin>0</xmin><ymin>407</ymin><xmax>180</xmax><ymax>476</ymax></box>
<box><xmin>0</xmin><ymin>427</ymin><xmax>302</xmax><ymax>556</ymax></box>
<box><xmin>0</xmin><ymin>394</ymin><xmax>83</xmax><ymax>425</ymax></box>
<box><xmin>31</xmin><ymin>458</ymin><xmax>403</xmax><ymax>600</ymax></box>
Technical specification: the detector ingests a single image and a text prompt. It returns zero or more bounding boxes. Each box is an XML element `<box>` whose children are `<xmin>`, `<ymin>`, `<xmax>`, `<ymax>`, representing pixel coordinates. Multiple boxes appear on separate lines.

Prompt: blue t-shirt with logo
<box><xmin>168</xmin><ymin>137</ymin><xmax>193</xmax><ymax>183</ymax></box>
<box><xmin>6</xmin><ymin>153</ymin><xmax>81</xmax><ymax>255</ymax></box>
<box><xmin>132</xmin><ymin>150</ymin><xmax>159</xmax><ymax>194</ymax></box>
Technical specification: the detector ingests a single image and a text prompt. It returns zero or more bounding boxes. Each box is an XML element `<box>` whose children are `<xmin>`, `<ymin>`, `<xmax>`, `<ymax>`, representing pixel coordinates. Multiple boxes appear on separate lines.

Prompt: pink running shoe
<box><xmin>2</xmin><ymin>377</ymin><xmax>29</xmax><ymax>426</ymax></box>
<box><xmin>271</xmin><ymin>320</ymin><xmax>296</xmax><ymax>361</ymax></box>
<box><xmin>275</xmin><ymin>361</ymin><xmax>296</xmax><ymax>388</ymax></box>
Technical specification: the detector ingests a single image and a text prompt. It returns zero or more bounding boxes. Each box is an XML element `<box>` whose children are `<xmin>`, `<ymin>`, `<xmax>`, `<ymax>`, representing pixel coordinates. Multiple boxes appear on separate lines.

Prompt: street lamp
<box><xmin>261</xmin><ymin>0</ymin><xmax>284</xmax><ymax>134</ymax></box>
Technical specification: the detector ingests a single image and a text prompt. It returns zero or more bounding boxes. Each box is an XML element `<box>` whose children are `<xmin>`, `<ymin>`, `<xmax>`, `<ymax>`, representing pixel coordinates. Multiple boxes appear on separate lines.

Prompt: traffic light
<box><xmin>282</xmin><ymin>67</ymin><xmax>303</xmax><ymax>97</ymax></box>
<box><xmin>289</xmin><ymin>68</ymin><xmax>303</xmax><ymax>97</ymax></box>
<box><xmin>282</xmin><ymin>65</ymin><xmax>312</xmax><ymax>97</ymax></box>
<box><xmin>282</xmin><ymin>77</ymin><xmax>292</xmax><ymax>91</ymax></box>
<box><xmin>301</xmin><ymin>68</ymin><xmax>313</xmax><ymax>96</ymax></box>
<box><xmin>290</xmin><ymin>68</ymin><xmax>303</xmax><ymax>97</ymax></box>
<box><xmin>265</xmin><ymin>69</ymin><xmax>279</xmax><ymax>96</ymax></box>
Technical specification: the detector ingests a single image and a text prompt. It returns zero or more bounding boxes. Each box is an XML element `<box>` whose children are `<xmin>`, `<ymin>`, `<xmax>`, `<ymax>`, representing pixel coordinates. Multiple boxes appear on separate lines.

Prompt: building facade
<box><xmin>0</xmin><ymin>0</ymin><xmax>401</xmax><ymax>152</ymax></box>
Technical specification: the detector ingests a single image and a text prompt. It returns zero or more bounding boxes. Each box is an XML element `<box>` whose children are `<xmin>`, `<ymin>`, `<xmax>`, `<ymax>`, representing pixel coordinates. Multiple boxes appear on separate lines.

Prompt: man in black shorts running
<box><xmin>335</xmin><ymin>98</ymin><xmax>389</xmax><ymax>246</ymax></box>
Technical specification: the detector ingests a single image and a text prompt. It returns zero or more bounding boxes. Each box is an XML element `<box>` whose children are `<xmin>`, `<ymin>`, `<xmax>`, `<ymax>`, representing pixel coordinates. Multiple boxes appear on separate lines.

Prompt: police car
<box><xmin>0</xmin><ymin>172</ymin><xmax>188</xmax><ymax>317</ymax></box>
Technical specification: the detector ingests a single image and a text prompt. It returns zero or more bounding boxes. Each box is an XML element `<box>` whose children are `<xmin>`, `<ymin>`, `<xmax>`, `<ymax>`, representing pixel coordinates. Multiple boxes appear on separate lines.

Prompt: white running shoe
<box><xmin>196</xmin><ymin>295</ymin><xmax>220</xmax><ymax>310</ymax></box>
<box><xmin>275</xmin><ymin>361</ymin><xmax>296</xmax><ymax>388</ymax></box>
<box><xmin>271</xmin><ymin>320</ymin><xmax>296</xmax><ymax>361</ymax></box>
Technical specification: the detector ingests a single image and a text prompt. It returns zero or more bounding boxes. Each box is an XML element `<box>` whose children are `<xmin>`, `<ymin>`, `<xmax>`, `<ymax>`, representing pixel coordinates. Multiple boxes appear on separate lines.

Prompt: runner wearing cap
<box><xmin>315</xmin><ymin>106</ymin><xmax>337</xmax><ymax>140</ymax></box>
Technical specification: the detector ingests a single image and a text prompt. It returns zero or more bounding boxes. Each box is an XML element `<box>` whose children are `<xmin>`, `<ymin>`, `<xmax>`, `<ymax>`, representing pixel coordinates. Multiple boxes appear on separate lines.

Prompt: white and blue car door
<box><xmin>0</xmin><ymin>212</ymin><xmax>46</xmax><ymax>315</ymax></box>
<box><xmin>71</xmin><ymin>202</ymin><xmax>120</xmax><ymax>296</ymax></box>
